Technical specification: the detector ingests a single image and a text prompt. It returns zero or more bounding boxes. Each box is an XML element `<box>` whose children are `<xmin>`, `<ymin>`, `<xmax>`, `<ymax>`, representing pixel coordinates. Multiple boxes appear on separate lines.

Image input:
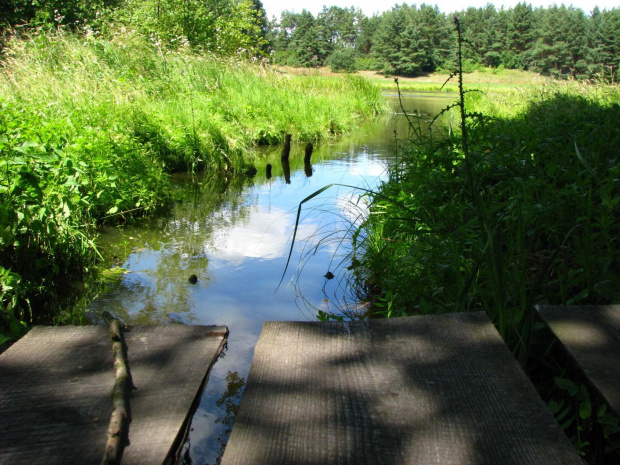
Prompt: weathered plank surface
<box><xmin>0</xmin><ymin>324</ymin><xmax>227</xmax><ymax>465</ymax></box>
<box><xmin>222</xmin><ymin>313</ymin><xmax>580</xmax><ymax>465</ymax></box>
<box><xmin>536</xmin><ymin>305</ymin><xmax>620</xmax><ymax>415</ymax></box>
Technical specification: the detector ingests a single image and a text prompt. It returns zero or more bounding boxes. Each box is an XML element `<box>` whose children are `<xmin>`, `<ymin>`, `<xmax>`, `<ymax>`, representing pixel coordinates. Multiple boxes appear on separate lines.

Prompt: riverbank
<box><xmin>275</xmin><ymin>65</ymin><xmax>551</xmax><ymax>92</ymax></box>
<box><xmin>0</xmin><ymin>29</ymin><xmax>388</xmax><ymax>347</ymax></box>
<box><xmin>347</xmin><ymin>80</ymin><xmax>620</xmax><ymax>459</ymax></box>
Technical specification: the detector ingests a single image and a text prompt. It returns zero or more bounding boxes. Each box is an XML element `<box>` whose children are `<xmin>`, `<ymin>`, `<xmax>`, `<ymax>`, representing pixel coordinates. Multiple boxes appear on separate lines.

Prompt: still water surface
<box><xmin>88</xmin><ymin>92</ymin><xmax>453</xmax><ymax>464</ymax></box>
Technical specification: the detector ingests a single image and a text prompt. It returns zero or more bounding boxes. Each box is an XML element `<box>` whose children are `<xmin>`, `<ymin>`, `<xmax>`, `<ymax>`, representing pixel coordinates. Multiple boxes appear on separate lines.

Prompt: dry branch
<box><xmin>102</xmin><ymin>314</ymin><xmax>131</xmax><ymax>465</ymax></box>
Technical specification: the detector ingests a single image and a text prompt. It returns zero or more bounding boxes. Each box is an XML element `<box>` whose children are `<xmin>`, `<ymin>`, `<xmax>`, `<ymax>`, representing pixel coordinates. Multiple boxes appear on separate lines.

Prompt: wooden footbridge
<box><xmin>2</xmin><ymin>306</ymin><xmax>618</xmax><ymax>464</ymax></box>
<box><xmin>0</xmin><ymin>324</ymin><xmax>227</xmax><ymax>465</ymax></box>
<box><xmin>221</xmin><ymin>312</ymin><xmax>583</xmax><ymax>464</ymax></box>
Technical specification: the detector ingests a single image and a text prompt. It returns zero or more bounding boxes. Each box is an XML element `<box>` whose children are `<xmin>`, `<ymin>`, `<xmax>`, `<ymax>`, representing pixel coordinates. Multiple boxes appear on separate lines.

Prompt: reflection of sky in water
<box><xmin>89</xmin><ymin>152</ymin><xmax>392</xmax><ymax>464</ymax></box>
<box><xmin>181</xmin><ymin>152</ymin><xmax>391</xmax><ymax>464</ymax></box>
<box><xmin>87</xmin><ymin>93</ymin><xmax>448</xmax><ymax>464</ymax></box>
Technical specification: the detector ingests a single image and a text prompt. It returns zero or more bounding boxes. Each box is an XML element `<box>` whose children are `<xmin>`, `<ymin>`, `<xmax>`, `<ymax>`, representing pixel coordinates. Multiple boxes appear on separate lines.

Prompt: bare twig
<box><xmin>102</xmin><ymin>311</ymin><xmax>132</xmax><ymax>465</ymax></box>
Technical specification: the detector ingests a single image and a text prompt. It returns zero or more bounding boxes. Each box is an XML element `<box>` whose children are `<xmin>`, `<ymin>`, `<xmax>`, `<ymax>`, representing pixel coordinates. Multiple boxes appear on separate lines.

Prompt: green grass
<box><xmin>344</xmin><ymin>78</ymin><xmax>620</xmax><ymax>461</ymax></box>
<box><xmin>351</xmin><ymin>79</ymin><xmax>620</xmax><ymax>343</ymax></box>
<box><xmin>359</xmin><ymin>67</ymin><xmax>551</xmax><ymax>93</ymax></box>
<box><xmin>0</xmin><ymin>28</ymin><xmax>388</xmax><ymax>346</ymax></box>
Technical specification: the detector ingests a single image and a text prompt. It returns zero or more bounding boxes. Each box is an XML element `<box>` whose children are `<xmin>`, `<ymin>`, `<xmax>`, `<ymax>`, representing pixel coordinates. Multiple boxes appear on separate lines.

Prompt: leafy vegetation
<box><xmin>340</xmin><ymin>18</ymin><xmax>620</xmax><ymax>459</ymax></box>
<box><xmin>268</xmin><ymin>4</ymin><xmax>619</xmax><ymax>80</ymax></box>
<box><xmin>0</xmin><ymin>10</ymin><xmax>386</xmax><ymax>346</ymax></box>
<box><xmin>352</xmin><ymin>64</ymin><xmax>620</xmax><ymax>346</ymax></box>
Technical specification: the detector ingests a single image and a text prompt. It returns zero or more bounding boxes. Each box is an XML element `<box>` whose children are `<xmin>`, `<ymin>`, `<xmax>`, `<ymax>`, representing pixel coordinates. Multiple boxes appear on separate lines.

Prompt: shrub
<box><xmin>326</xmin><ymin>49</ymin><xmax>356</xmax><ymax>73</ymax></box>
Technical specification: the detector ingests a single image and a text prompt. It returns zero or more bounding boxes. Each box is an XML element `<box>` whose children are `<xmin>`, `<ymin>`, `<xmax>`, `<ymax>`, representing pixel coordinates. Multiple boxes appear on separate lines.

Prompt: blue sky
<box><xmin>261</xmin><ymin>0</ymin><xmax>618</xmax><ymax>20</ymax></box>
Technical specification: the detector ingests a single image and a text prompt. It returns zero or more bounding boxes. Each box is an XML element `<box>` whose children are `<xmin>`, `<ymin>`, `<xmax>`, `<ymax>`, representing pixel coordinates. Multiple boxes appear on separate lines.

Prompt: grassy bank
<box><xmin>276</xmin><ymin>65</ymin><xmax>550</xmax><ymax>93</ymax></box>
<box><xmin>345</xmin><ymin>80</ymin><xmax>620</xmax><ymax>458</ymax></box>
<box><xmin>353</xmin><ymin>80</ymin><xmax>620</xmax><ymax>336</ymax></box>
<box><xmin>0</xmin><ymin>29</ymin><xmax>387</xmax><ymax>346</ymax></box>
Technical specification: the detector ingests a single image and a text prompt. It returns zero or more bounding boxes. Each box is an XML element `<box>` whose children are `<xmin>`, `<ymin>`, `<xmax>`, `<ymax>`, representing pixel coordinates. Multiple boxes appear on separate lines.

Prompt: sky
<box><xmin>261</xmin><ymin>0</ymin><xmax>619</xmax><ymax>20</ymax></box>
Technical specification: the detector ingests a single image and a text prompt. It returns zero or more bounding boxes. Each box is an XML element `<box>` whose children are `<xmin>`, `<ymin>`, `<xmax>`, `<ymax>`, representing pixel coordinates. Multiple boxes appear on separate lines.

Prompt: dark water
<box><xmin>88</xmin><ymin>92</ymin><xmax>453</xmax><ymax>464</ymax></box>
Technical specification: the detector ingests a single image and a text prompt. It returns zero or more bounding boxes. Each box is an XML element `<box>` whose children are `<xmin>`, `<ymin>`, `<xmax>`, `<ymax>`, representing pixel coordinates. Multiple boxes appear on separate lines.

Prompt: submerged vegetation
<box><xmin>0</xmin><ymin>26</ymin><xmax>386</xmax><ymax>345</ymax></box>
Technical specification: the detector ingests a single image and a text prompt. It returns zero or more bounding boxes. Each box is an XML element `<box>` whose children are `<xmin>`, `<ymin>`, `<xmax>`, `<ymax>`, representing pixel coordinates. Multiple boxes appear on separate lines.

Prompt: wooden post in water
<box><xmin>266</xmin><ymin>163</ymin><xmax>272</xmax><ymax>180</ymax></box>
<box><xmin>304</xmin><ymin>143</ymin><xmax>313</xmax><ymax>177</ymax></box>
<box><xmin>281</xmin><ymin>134</ymin><xmax>291</xmax><ymax>161</ymax></box>
<box><xmin>304</xmin><ymin>143</ymin><xmax>313</xmax><ymax>162</ymax></box>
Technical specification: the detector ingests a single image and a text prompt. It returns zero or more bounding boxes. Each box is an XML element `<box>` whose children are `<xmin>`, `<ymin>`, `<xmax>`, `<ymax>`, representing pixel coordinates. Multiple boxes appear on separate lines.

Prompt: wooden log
<box><xmin>0</xmin><ymin>325</ymin><xmax>227</xmax><ymax>465</ymax></box>
<box><xmin>536</xmin><ymin>305</ymin><xmax>620</xmax><ymax>415</ymax></box>
<box><xmin>304</xmin><ymin>143</ymin><xmax>313</xmax><ymax>177</ymax></box>
<box><xmin>281</xmin><ymin>158</ymin><xmax>291</xmax><ymax>184</ymax></box>
<box><xmin>304</xmin><ymin>142</ymin><xmax>313</xmax><ymax>162</ymax></box>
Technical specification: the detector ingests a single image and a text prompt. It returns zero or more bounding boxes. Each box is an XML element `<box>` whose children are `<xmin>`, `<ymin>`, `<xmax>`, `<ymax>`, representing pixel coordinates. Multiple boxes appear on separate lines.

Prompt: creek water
<box><xmin>88</xmin><ymin>92</ymin><xmax>453</xmax><ymax>464</ymax></box>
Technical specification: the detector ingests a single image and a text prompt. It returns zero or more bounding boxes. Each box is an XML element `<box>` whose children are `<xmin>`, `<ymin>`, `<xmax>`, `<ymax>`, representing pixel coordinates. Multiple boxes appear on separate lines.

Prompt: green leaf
<box><xmin>578</xmin><ymin>401</ymin><xmax>591</xmax><ymax>419</ymax></box>
<box><xmin>574</xmin><ymin>141</ymin><xmax>594</xmax><ymax>176</ymax></box>
<box><xmin>554</xmin><ymin>377</ymin><xmax>579</xmax><ymax>396</ymax></box>
<box><xmin>559</xmin><ymin>415</ymin><xmax>574</xmax><ymax>430</ymax></box>
<box><xmin>548</xmin><ymin>399</ymin><xmax>564</xmax><ymax>414</ymax></box>
<box><xmin>566</xmin><ymin>289</ymin><xmax>589</xmax><ymax>305</ymax></box>
<box><xmin>106</xmin><ymin>206</ymin><xmax>119</xmax><ymax>215</ymax></box>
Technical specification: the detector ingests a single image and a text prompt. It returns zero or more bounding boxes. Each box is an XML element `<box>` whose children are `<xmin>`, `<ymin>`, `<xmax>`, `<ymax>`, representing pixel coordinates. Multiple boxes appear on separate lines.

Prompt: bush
<box><xmin>326</xmin><ymin>48</ymin><xmax>356</xmax><ymax>73</ymax></box>
<box><xmin>352</xmin><ymin>82</ymin><xmax>620</xmax><ymax>353</ymax></box>
<box><xmin>0</xmin><ymin>28</ymin><xmax>389</xmax><ymax>343</ymax></box>
<box><xmin>354</xmin><ymin>56</ymin><xmax>382</xmax><ymax>71</ymax></box>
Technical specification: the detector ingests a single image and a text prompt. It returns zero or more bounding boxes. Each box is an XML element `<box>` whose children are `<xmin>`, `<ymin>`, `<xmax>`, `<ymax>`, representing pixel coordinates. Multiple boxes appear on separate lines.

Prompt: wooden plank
<box><xmin>536</xmin><ymin>305</ymin><xmax>620</xmax><ymax>415</ymax></box>
<box><xmin>222</xmin><ymin>313</ymin><xmax>580</xmax><ymax>465</ymax></box>
<box><xmin>0</xmin><ymin>324</ymin><xmax>227</xmax><ymax>465</ymax></box>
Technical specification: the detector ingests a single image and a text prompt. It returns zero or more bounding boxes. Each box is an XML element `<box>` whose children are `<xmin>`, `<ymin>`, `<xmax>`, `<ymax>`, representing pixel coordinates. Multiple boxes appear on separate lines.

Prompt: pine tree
<box><xmin>288</xmin><ymin>9</ymin><xmax>320</xmax><ymax>67</ymax></box>
<box><xmin>588</xmin><ymin>8</ymin><xmax>620</xmax><ymax>81</ymax></box>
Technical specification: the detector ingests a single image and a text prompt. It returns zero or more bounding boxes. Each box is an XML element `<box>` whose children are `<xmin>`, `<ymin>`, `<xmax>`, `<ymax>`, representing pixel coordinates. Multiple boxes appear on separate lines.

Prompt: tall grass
<box><xmin>343</xmin><ymin>22</ymin><xmax>620</xmax><ymax>459</ymax></box>
<box><xmin>348</xmin><ymin>18</ymin><xmax>620</xmax><ymax>360</ymax></box>
<box><xmin>1</xmin><ymin>29</ymin><xmax>387</xmax><ymax>170</ymax></box>
<box><xmin>0</xmin><ymin>28</ymin><xmax>388</xmax><ymax>345</ymax></box>
<box><xmin>353</xmin><ymin>78</ymin><xmax>620</xmax><ymax>341</ymax></box>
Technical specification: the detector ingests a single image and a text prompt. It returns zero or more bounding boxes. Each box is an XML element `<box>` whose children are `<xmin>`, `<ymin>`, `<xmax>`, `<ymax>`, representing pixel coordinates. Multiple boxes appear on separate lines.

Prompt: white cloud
<box><xmin>209</xmin><ymin>207</ymin><xmax>319</xmax><ymax>266</ymax></box>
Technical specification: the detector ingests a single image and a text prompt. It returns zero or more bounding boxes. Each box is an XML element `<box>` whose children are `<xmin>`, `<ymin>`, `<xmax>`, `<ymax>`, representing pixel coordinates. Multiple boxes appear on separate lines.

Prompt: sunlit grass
<box><xmin>0</xmin><ymin>28</ymin><xmax>389</xmax><ymax>344</ymax></box>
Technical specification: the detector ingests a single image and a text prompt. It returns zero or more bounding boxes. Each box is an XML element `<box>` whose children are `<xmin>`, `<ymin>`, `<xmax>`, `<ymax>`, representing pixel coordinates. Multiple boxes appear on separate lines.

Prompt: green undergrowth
<box><xmin>354</xmin><ymin>80</ymin><xmax>620</xmax><ymax>342</ymax></box>
<box><xmin>0</xmin><ymin>28</ymin><xmax>387</xmax><ymax>346</ymax></box>
<box><xmin>347</xmin><ymin>70</ymin><xmax>620</xmax><ymax>462</ymax></box>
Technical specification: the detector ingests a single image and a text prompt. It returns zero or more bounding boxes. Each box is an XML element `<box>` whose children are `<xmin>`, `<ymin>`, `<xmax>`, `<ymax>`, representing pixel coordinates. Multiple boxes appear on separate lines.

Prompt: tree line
<box><xmin>1</xmin><ymin>1</ymin><xmax>618</xmax><ymax>80</ymax></box>
<box><xmin>268</xmin><ymin>3</ymin><xmax>619</xmax><ymax>80</ymax></box>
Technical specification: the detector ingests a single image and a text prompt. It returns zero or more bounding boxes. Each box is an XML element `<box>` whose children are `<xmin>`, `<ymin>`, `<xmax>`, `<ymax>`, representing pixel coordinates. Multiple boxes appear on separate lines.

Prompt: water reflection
<box><xmin>88</xmin><ymin>92</ymin><xmax>454</xmax><ymax>464</ymax></box>
<box><xmin>281</xmin><ymin>157</ymin><xmax>291</xmax><ymax>184</ymax></box>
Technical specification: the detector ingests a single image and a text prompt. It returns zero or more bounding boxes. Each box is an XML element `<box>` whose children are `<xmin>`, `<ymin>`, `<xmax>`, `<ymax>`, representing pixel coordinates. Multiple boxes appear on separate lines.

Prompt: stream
<box><xmin>87</xmin><ymin>92</ymin><xmax>453</xmax><ymax>464</ymax></box>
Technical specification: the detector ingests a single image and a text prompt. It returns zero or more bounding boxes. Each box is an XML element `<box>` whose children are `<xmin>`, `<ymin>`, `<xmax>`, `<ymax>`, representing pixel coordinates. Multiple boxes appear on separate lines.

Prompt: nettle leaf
<box><xmin>554</xmin><ymin>377</ymin><xmax>579</xmax><ymax>396</ymax></box>
<box><xmin>579</xmin><ymin>402</ymin><xmax>592</xmax><ymax>419</ymax></box>
<box><xmin>61</xmin><ymin>202</ymin><xmax>71</xmax><ymax>218</ymax></box>
<box><xmin>107</xmin><ymin>206</ymin><xmax>119</xmax><ymax>215</ymax></box>
<box><xmin>8</xmin><ymin>157</ymin><xmax>26</xmax><ymax>165</ymax></box>
<box><xmin>63</xmin><ymin>177</ymin><xmax>81</xmax><ymax>188</ymax></box>
<box><xmin>548</xmin><ymin>399</ymin><xmax>564</xmax><ymax>414</ymax></box>
<box><xmin>34</xmin><ymin>153</ymin><xmax>59</xmax><ymax>164</ymax></box>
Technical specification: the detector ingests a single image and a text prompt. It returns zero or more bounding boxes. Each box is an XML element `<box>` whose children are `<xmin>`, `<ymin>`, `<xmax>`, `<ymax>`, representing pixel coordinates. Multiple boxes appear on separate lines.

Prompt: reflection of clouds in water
<box><xmin>348</xmin><ymin>158</ymin><xmax>388</xmax><ymax>178</ymax></box>
<box><xmin>209</xmin><ymin>207</ymin><xmax>317</xmax><ymax>266</ymax></box>
<box><xmin>335</xmin><ymin>192</ymin><xmax>370</xmax><ymax>226</ymax></box>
